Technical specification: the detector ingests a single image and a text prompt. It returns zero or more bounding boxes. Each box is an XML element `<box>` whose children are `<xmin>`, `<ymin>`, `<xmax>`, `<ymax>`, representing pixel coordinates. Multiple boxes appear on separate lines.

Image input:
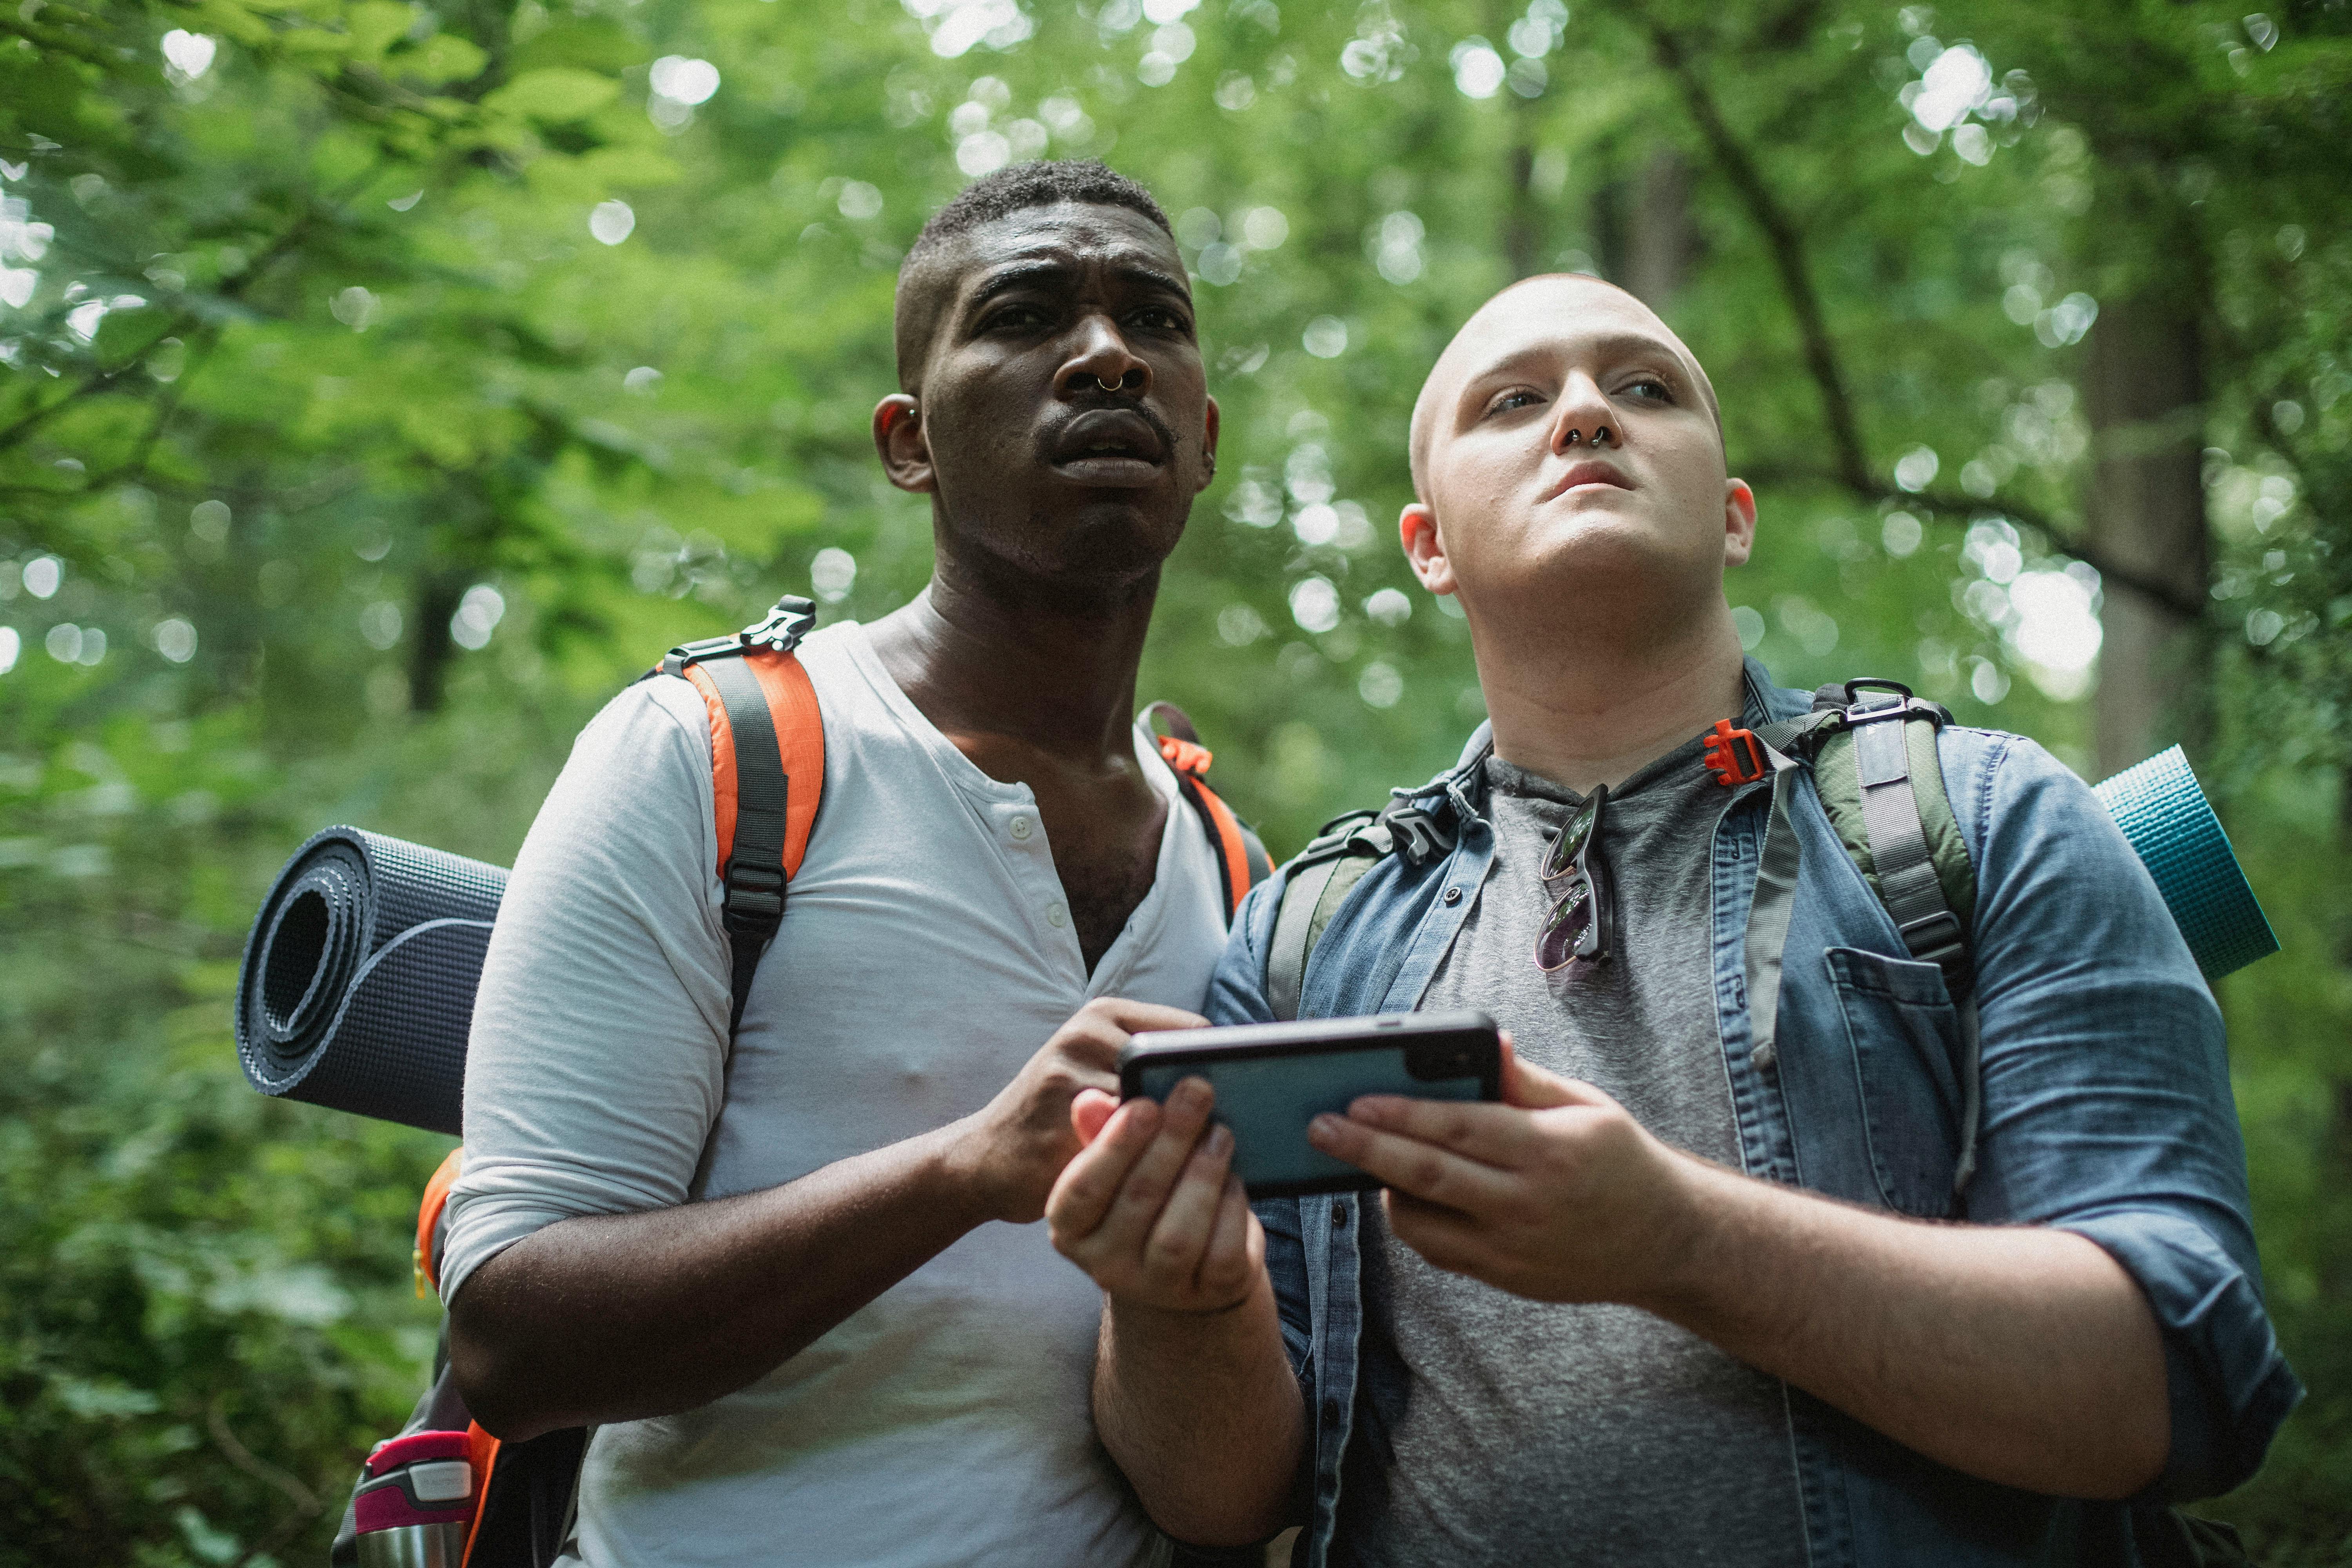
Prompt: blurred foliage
<box><xmin>2</xmin><ymin>0</ymin><xmax>2346</xmax><ymax>1561</ymax></box>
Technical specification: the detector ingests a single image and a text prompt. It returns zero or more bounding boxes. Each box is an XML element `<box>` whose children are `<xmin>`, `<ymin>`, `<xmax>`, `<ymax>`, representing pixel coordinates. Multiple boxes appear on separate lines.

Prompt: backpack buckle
<box><xmin>1700</xmin><ymin>720</ymin><xmax>1769</xmax><ymax>786</ymax></box>
<box><xmin>661</xmin><ymin>597</ymin><xmax>818</xmax><ymax>676</ymax></box>
<box><xmin>1379</xmin><ymin>803</ymin><xmax>1454</xmax><ymax>867</ymax></box>
<box><xmin>1898</xmin><ymin>909</ymin><xmax>1967</xmax><ymax>969</ymax></box>
<box><xmin>741</xmin><ymin>595</ymin><xmax>817</xmax><ymax>654</ymax></box>
<box><xmin>1156</xmin><ymin>734</ymin><xmax>1213</xmax><ymax>778</ymax></box>
<box><xmin>721</xmin><ymin>857</ymin><xmax>786</xmax><ymax>935</ymax></box>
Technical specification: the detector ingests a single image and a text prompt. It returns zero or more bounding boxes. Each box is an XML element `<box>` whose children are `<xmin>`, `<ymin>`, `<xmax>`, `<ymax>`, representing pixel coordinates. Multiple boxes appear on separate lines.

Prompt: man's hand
<box><xmin>1047</xmin><ymin>1076</ymin><xmax>1263</xmax><ymax>1314</ymax></box>
<box><xmin>1305</xmin><ymin>1037</ymin><xmax>1703</xmax><ymax>1306</ymax></box>
<box><xmin>1309</xmin><ymin>1037</ymin><xmax>2172</xmax><ymax>1499</ymax></box>
<box><xmin>948</xmin><ymin>998</ymin><xmax>1206</xmax><ymax>1226</ymax></box>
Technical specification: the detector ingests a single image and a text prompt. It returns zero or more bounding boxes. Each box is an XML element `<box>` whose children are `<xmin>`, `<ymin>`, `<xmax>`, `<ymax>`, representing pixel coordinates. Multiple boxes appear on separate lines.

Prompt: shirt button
<box><xmin>1330</xmin><ymin>1201</ymin><xmax>1348</xmax><ymax>1228</ymax></box>
<box><xmin>1442</xmin><ymin>886</ymin><xmax>1463</xmax><ymax>906</ymax></box>
<box><xmin>1009</xmin><ymin>814</ymin><xmax>1033</xmax><ymax>842</ymax></box>
<box><xmin>1321</xmin><ymin>1399</ymin><xmax>1341</xmax><ymax>1427</ymax></box>
<box><xmin>1046</xmin><ymin>902</ymin><xmax>1067</xmax><ymax>929</ymax></box>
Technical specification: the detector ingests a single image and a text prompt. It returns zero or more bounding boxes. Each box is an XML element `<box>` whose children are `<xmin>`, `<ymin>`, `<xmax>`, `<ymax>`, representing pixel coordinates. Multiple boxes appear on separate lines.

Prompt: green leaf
<box><xmin>485</xmin><ymin>67</ymin><xmax>621</xmax><ymax>125</ymax></box>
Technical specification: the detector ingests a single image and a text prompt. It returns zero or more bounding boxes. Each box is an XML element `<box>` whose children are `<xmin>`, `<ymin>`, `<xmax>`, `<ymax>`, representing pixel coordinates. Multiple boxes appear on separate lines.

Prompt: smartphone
<box><xmin>1118</xmin><ymin>1012</ymin><xmax>1502</xmax><ymax>1198</ymax></box>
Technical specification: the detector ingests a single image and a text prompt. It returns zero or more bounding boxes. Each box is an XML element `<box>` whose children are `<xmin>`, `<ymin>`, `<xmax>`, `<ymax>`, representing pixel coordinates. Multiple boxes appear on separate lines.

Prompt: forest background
<box><xmin>2</xmin><ymin>0</ymin><xmax>2347</xmax><ymax>1561</ymax></box>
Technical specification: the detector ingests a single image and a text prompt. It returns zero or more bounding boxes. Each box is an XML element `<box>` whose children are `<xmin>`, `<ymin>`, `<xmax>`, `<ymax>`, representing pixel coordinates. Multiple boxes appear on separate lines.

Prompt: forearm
<box><xmin>1646</xmin><ymin>1159</ymin><xmax>2169</xmax><ymax>1499</ymax></box>
<box><xmin>450</xmin><ymin>1122</ymin><xmax>988</xmax><ymax>1439</ymax></box>
<box><xmin>1094</xmin><ymin>1276</ymin><xmax>1304</xmax><ymax>1546</ymax></box>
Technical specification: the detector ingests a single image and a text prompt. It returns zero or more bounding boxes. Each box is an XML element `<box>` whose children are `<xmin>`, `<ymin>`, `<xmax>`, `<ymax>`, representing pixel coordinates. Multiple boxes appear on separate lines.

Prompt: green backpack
<box><xmin>1266</xmin><ymin>680</ymin><xmax>1984</xmax><ymax>1182</ymax></box>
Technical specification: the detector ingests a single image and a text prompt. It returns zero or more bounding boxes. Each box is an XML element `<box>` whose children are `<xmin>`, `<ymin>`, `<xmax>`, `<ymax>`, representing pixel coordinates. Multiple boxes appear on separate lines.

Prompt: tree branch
<box><xmin>1742</xmin><ymin>462</ymin><xmax>2209</xmax><ymax>619</ymax></box>
<box><xmin>1641</xmin><ymin>20</ymin><xmax>2208</xmax><ymax>624</ymax></box>
<box><xmin>1642</xmin><ymin>21</ymin><xmax>1873</xmax><ymax>495</ymax></box>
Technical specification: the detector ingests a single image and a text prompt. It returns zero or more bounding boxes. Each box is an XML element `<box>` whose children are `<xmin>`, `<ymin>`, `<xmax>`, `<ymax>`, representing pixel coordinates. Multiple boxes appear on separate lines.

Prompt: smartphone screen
<box><xmin>1120</xmin><ymin>1013</ymin><xmax>1499</xmax><ymax>1198</ymax></box>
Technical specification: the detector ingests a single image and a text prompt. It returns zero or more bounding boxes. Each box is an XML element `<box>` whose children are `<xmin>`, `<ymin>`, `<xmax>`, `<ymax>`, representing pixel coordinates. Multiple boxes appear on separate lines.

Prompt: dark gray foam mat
<box><xmin>236</xmin><ymin>826</ymin><xmax>507</xmax><ymax>1136</ymax></box>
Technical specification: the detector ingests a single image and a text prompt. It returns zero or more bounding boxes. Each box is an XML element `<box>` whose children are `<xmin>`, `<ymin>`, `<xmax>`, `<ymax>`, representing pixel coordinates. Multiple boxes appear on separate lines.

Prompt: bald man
<box><xmin>1047</xmin><ymin>275</ymin><xmax>2294</xmax><ymax>1566</ymax></box>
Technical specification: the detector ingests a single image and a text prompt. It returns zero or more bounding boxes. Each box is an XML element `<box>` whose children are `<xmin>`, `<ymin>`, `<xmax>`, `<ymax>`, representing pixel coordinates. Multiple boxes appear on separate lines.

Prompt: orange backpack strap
<box><xmin>663</xmin><ymin>596</ymin><xmax>826</xmax><ymax>1037</ymax></box>
<box><xmin>1142</xmin><ymin>701</ymin><xmax>1272</xmax><ymax>921</ymax></box>
<box><xmin>414</xmin><ymin>1147</ymin><xmax>465</xmax><ymax>1298</ymax></box>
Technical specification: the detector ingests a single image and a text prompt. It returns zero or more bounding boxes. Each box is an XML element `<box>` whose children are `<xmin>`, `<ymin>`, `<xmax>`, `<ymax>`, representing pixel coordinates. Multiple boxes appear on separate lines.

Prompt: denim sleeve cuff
<box><xmin>2059</xmin><ymin>1207</ymin><xmax>2305</xmax><ymax>1500</ymax></box>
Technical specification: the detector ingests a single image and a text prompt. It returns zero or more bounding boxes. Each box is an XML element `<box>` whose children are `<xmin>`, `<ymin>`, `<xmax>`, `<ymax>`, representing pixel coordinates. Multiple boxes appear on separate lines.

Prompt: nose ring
<box><xmin>1564</xmin><ymin>425</ymin><xmax>1614</xmax><ymax>448</ymax></box>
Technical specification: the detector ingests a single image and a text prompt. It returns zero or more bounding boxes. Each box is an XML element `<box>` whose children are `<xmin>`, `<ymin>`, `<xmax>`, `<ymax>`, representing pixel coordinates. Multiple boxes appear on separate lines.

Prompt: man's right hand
<box><xmin>1046</xmin><ymin>1075</ymin><xmax>1263</xmax><ymax>1314</ymax></box>
<box><xmin>948</xmin><ymin>998</ymin><xmax>1206</xmax><ymax>1227</ymax></box>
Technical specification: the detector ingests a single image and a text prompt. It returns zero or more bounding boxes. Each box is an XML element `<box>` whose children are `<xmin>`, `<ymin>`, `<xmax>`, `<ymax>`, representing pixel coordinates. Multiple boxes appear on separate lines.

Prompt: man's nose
<box><xmin>1548</xmin><ymin>373</ymin><xmax>1617</xmax><ymax>451</ymax></box>
<box><xmin>1057</xmin><ymin>315</ymin><xmax>1150</xmax><ymax>398</ymax></box>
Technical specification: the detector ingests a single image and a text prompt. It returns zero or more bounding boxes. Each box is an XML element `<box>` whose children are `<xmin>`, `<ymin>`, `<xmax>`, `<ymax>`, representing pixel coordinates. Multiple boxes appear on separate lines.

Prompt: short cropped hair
<box><xmin>905</xmin><ymin>160</ymin><xmax>1173</xmax><ymax>274</ymax></box>
<box><xmin>894</xmin><ymin>161</ymin><xmax>1176</xmax><ymax>387</ymax></box>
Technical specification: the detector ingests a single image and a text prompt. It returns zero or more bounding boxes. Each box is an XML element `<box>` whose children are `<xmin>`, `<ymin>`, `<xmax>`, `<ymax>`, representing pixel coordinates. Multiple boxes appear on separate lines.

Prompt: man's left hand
<box><xmin>1306</xmin><ymin>1038</ymin><xmax>1706</xmax><ymax>1307</ymax></box>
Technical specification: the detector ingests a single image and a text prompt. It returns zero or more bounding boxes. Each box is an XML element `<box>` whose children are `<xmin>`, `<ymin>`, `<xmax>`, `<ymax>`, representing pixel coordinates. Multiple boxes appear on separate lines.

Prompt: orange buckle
<box><xmin>1701</xmin><ymin>720</ymin><xmax>1768</xmax><ymax>787</ymax></box>
<box><xmin>1157</xmin><ymin>734</ymin><xmax>1213</xmax><ymax>778</ymax></box>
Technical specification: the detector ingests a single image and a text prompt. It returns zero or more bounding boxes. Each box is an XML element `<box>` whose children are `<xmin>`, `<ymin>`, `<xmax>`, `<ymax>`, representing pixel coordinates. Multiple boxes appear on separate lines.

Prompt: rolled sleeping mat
<box><xmin>2093</xmin><ymin>745</ymin><xmax>2278</xmax><ymax>980</ymax></box>
<box><xmin>235</xmin><ymin>750</ymin><xmax>2278</xmax><ymax>1132</ymax></box>
<box><xmin>235</xmin><ymin>826</ymin><xmax>506</xmax><ymax>1136</ymax></box>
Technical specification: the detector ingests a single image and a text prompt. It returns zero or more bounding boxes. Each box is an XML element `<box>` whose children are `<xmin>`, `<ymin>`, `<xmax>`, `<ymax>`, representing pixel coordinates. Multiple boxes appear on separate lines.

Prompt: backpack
<box><xmin>340</xmin><ymin>595</ymin><xmax>1269</xmax><ymax>1568</ymax></box>
<box><xmin>1266</xmin><ymin>679</ymin><xmax>1983</xmax><ymax>1179</ymax></box>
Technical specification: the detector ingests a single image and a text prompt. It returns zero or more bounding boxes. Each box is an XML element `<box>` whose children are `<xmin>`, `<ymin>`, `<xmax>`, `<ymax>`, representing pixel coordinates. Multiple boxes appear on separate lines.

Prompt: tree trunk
<box><xmin>1625</xmin><ymin>149</ymin><xmax>1698</xmax><ymax>309</ymax></box>
<box><xmin>1593</xmin><ymin>148</ymin><xmax>1698</xmax><ymax>309</ymax></box>
<box><xmin>407</xmin><ymin>570</ymin><xmax>465</xmax><ymax>714</ymax></box>
<box><xmin>2084</xmin><ymin>289</ymin><xmax>2211</xmax><ymax>777</ymax></box>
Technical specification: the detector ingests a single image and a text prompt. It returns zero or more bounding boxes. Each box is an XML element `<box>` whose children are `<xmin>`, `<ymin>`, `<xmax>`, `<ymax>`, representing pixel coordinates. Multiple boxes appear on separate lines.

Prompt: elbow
<box><xmin>446</xmin><ymin>1282</ymin><xmax>561</xmax><ymax>1443</ymax></box>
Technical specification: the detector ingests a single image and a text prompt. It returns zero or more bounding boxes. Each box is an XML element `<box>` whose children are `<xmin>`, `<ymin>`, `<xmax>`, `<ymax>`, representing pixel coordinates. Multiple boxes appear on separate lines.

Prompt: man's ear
<box><xmin>1722</xmin><ymin>479</ymin><xmax>1757</xmax><ymax>568</ymax></box>
<box><xmin>1401</xmin><ymin>503</ymin><xmax>1458</xmax><ymax>597</ymax></box>
<box><xmin>1193</xmin><ymin>395</ymin><xmax>1221</xmax><ymax>495</ymax></box>
<box><xmin>874</xmin><ymin>394</ymin><xmax>935</xmax><ymax>494</ymax></box>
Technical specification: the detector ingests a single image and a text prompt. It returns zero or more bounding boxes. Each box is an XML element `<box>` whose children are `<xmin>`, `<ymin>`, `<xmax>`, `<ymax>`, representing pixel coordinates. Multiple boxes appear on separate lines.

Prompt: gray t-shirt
<box><xmin>1334</xmin><ymin>737</ymin><xmax>1808</xmax><ymax>1568</ymax></box>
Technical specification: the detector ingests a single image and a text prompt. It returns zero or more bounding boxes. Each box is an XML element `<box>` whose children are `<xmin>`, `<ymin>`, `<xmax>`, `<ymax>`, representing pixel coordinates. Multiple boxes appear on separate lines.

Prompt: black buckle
<box><xmin>662</xmin><ymin>596</ymin><xmax>818</xmax><ymax>676</ymax></box>
<box><xmin>1379</xmin><ymin>803</ymin><xmax>1454</xmax><ymax>867</ymax></box>
<box><xmin>722</xmin><ymin>858</ymin><xmax>786</xmax><ymax>932</ymax></box>
<box><xmin>740</xmin><ymin>595</ymin><xmax>816</xmax><ymax>653</ymax></box>
<box><xmin>1898</xmin><ymin>909</ymin><xmax>1966</xmax><ymax>964</ymax></box>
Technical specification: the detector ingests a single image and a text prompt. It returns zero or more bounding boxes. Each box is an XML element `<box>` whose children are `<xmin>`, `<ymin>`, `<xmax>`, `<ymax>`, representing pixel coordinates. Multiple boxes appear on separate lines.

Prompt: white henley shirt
<box><xmin>441</xmin><ymin>619</ymin><xmax>1230</xmax><ymax>1566</ymax></box>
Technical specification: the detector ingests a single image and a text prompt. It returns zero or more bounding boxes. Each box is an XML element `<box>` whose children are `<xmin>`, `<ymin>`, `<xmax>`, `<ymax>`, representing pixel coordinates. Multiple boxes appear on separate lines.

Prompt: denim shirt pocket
<box><xmin>1824</xmin><ymin>947</ymin><xmax>1963</xmax><ymax>1219</ymax></box>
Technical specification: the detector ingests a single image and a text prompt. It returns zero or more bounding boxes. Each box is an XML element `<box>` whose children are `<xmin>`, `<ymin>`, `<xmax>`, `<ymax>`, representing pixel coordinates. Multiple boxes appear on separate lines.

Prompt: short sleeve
<box><xmin>438</xmin><ymin>678</ymin><xmax>735</xmax><ymax>1304</ymax></box>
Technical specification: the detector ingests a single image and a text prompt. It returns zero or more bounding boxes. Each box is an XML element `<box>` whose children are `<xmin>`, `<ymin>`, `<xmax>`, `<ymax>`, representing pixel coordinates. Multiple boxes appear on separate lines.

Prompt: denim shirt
<box><xmin>1203</xmin><ymin>662</ymin><xmax>2300</xmax><ymax>1568</ymax></box>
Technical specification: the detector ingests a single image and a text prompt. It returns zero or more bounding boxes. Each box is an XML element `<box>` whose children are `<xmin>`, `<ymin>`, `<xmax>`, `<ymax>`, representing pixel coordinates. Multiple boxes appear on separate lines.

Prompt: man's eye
<box><xmin>1132</xmin><ymin>306</ymin><xmax>1192</xmax><ymax>334</ymax></box>
<box><xmin>987</xmin><ymin>305</ymin><xmax>1051</xmax><ymax>331</ymax></box>
<box><xmin>1622</xmin><ymin>378</ymin><xmax>1675</xmax><ymax>403</ymax></box>
<box><xmin>1486</xmin><ymin>389</ymin><xmax>1544</xmax><ymax>416</ymax></box>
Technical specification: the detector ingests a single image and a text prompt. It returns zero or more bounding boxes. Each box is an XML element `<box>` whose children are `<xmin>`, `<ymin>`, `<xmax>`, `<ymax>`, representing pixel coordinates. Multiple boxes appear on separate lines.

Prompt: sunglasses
<box><xmin>1534</xmin><ymin>782</ymin><xmax>1613</xmax><ymax>973</ymax></box>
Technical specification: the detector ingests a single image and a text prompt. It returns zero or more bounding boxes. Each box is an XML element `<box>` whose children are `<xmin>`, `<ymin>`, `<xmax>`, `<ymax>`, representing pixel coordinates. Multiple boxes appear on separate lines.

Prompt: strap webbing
<box><xmin>1181</xmin><ymin>775</ymin><xmax>1259</xmax><ymax>919</ymax></box>
<box><xmin>1268</xmin><ymin>856</ymin><xmax>1343</xmax><ymax>1022</ymax></box>
<box><xmin>1852</xmin><ymin>716</ymin><xmax>1969</xmax><ymax>989</ymax></box>
<box><xmin>700</xmin><ymin>655</ymin><xmax>789</xmax><ymax>1037</ymax></box>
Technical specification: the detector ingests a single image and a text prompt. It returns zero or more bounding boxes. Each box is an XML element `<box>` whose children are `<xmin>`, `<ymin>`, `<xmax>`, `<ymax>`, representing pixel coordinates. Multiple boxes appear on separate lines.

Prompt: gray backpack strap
<box><xmin>1265</xmin><ymin>811</ymin><xmax>1385</xmax><ymax>1021</ymax></box>
<box><xmin>1799</xmin><ymin>679</ymin><xmax>1984</xmax><ymax>1198</ymax></box>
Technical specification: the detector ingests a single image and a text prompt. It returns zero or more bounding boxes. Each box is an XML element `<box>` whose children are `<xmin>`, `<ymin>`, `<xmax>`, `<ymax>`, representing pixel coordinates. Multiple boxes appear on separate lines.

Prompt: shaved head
<box><xmin>1408</xmin><ymin>274</ymin><xmax>1721</xmax><ymax>501</ymax></box>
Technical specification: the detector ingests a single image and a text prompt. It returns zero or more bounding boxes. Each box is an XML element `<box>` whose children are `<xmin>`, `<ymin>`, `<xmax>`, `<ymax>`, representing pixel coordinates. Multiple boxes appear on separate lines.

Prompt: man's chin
<box><xmin>944</xmin><ymin>502</ymin><xmax>1189</xmax><ymax>612</ymax></box>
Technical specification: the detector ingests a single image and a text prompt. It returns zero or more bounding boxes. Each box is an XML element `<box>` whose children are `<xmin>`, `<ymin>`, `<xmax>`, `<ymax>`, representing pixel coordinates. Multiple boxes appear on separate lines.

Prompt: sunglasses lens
<box><xmin>1541</xmin><ymin>799</ymin><xmax>1598</xmax><ymax>880</ymax></box>
<box><xmin>1535</xmin><ymin>880</ymin><xmax>1593</xmax><ymax>972</ymax></box>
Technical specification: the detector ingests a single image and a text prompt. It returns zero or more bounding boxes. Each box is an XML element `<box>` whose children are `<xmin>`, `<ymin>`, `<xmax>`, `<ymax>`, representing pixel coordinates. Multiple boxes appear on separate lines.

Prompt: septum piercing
<box><xmin>1564</xmin><ymin>425</ymin><xmax>1615</xmax><ymax>448</ymax></box>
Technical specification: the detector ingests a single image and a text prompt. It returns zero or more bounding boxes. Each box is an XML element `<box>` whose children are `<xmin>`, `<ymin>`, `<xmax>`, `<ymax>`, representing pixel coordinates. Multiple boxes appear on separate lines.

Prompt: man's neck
<box><xmin>1475</xmin><ymin>599</ymin><xmax>1749</xmax><ymax>796</ymax></box>
<box><xmin>866</xmin><ymin>555</ymin><xmax>1159</xmax><ymax>767</ymax></box>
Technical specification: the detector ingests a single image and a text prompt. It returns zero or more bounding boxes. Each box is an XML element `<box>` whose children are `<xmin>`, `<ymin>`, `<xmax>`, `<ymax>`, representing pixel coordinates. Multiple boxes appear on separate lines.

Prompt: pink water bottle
<box><xmin>353</xmin><ymin>1430</ymin><xmax>477</xmax><ymax>1568</ymax></box>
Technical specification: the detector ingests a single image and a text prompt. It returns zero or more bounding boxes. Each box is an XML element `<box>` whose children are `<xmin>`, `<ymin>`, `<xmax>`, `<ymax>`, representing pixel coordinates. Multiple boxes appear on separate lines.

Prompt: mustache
<box><xmin>1033</xmin><ymin>394</ymin><xmax>1181</xmax><ymax>466</ymax></box>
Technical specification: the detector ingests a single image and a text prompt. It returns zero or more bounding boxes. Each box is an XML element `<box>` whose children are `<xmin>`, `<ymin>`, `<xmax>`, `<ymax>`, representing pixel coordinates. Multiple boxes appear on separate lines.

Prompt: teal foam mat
<box><xmin>2094</xmin><ymin>746</ymin><xmax>2278</xmax><ymax>980</ymax></box>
